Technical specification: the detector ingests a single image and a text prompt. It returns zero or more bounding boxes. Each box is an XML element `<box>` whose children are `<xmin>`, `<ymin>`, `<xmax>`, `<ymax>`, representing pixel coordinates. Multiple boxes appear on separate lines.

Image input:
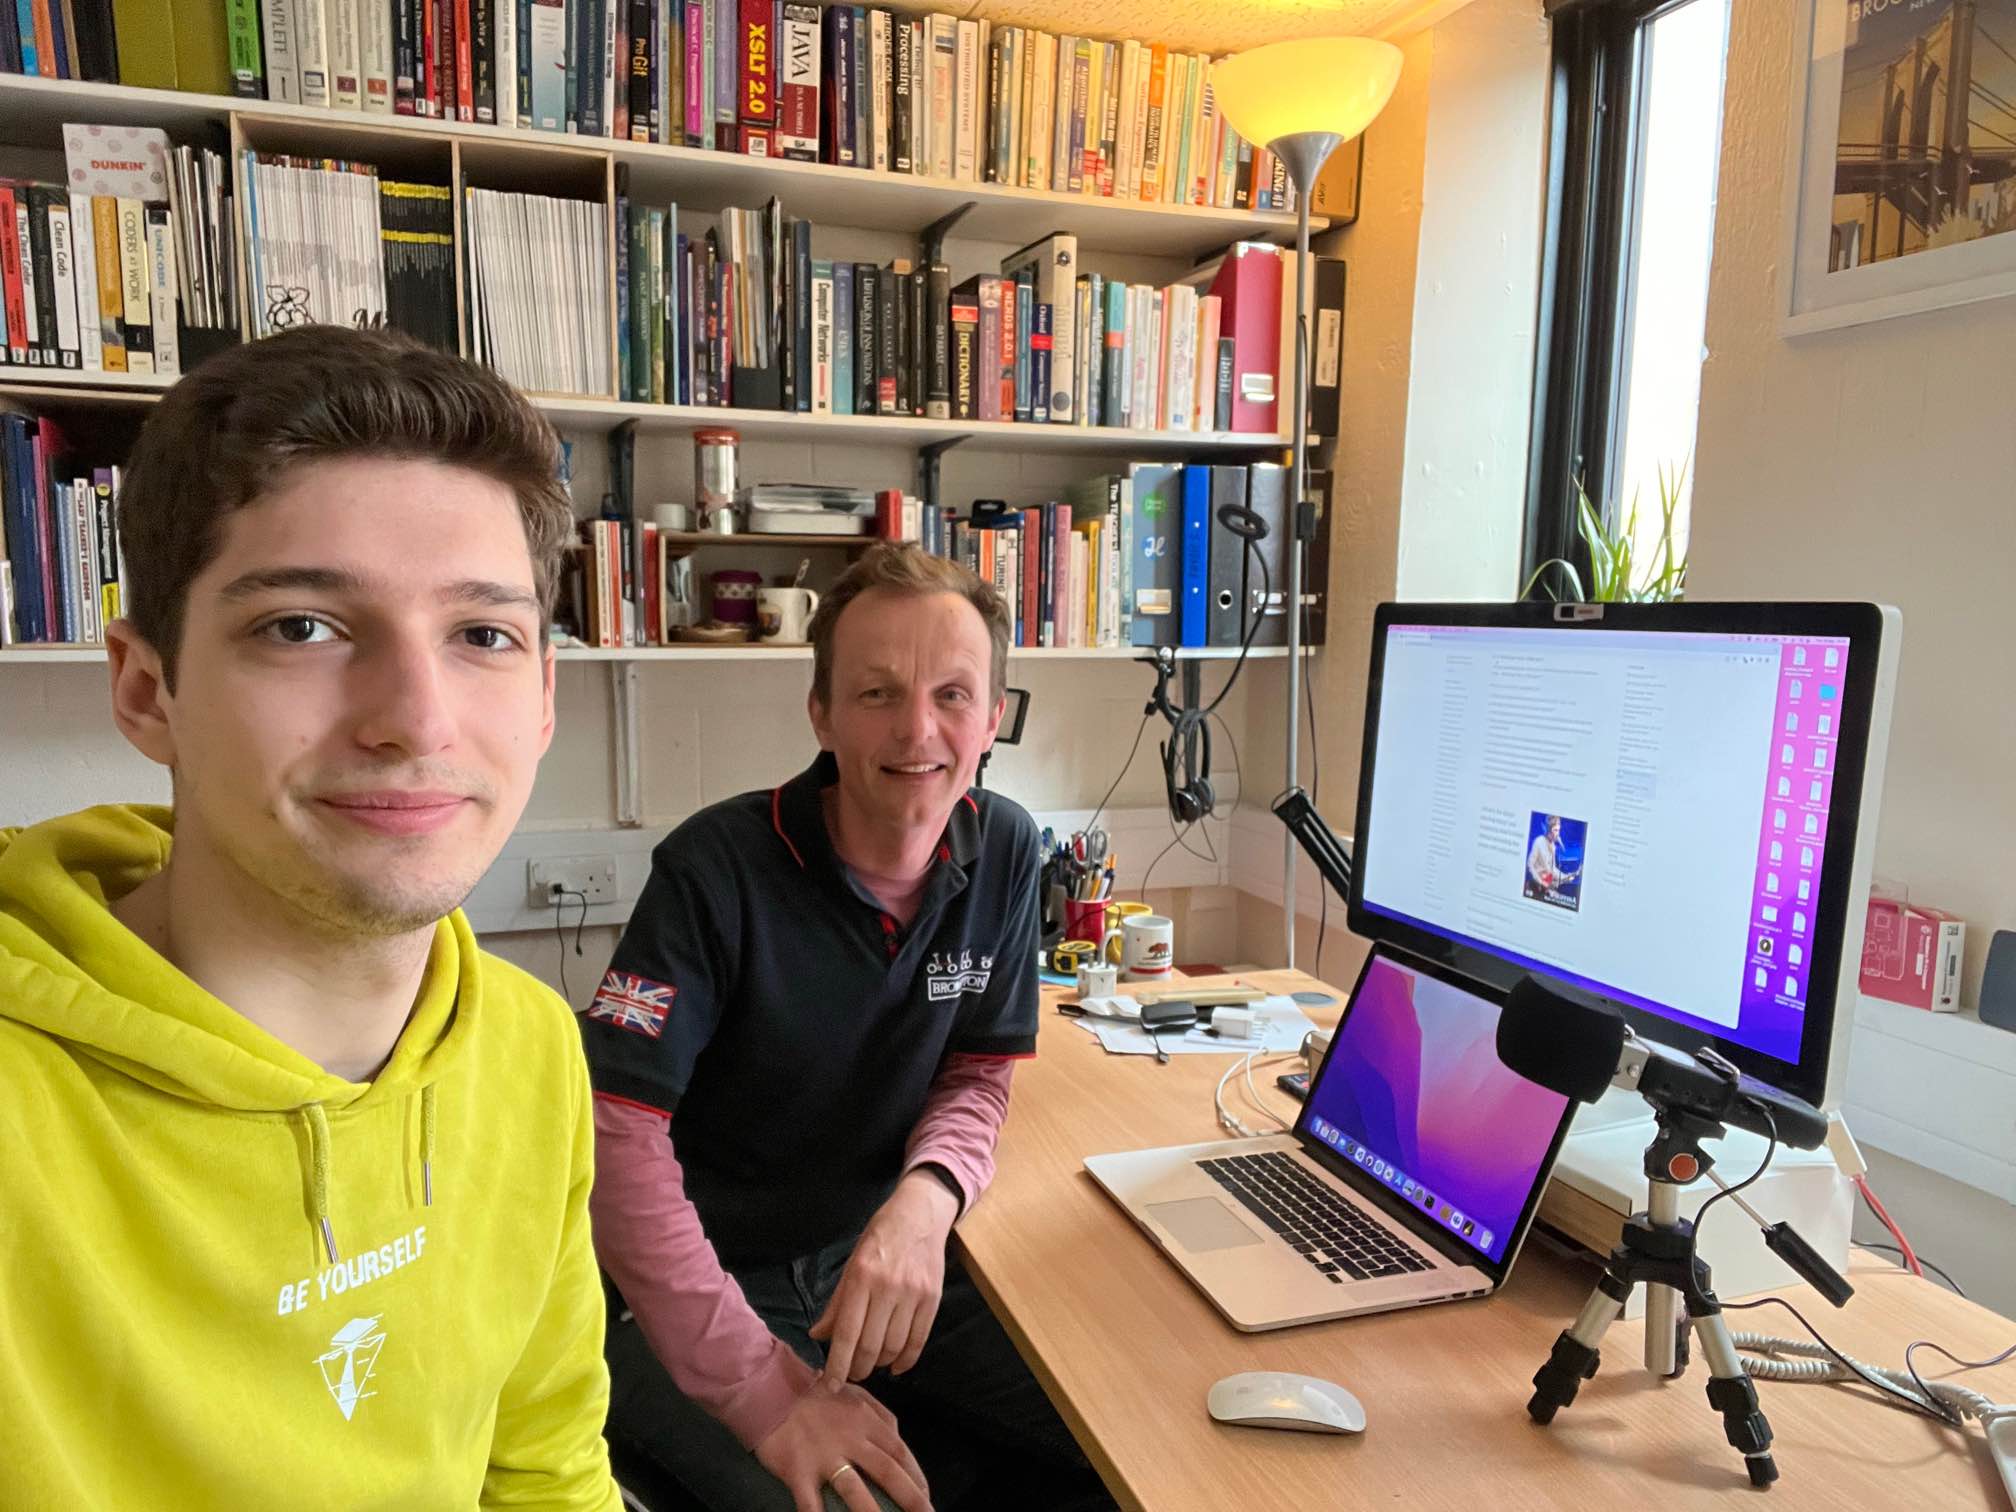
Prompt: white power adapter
<box><xmin>1211</xmin><ymin>1005</ymin><xmax>1257</xmax><ymax>1040</ymax></box>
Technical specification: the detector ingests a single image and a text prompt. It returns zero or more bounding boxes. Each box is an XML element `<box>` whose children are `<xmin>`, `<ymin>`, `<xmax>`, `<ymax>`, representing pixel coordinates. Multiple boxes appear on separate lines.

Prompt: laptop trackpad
<box><xmin>1148</xmin><ymin>1198</ymin><xmax>1264</xmax><ymax>1252</ymax></box>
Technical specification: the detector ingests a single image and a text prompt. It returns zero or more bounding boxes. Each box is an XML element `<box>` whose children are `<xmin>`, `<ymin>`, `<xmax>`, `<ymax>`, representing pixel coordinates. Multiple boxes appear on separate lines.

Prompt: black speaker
<box><xmin>1981</xmin><ymin>930</ymin><xmax>2016</xmax><ymax>1032</ymax></box>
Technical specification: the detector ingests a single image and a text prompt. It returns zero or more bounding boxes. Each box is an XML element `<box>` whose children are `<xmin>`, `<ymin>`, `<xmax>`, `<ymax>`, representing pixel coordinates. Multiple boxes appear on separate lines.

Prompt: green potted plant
<box><xmin>1524</xmin><ymin>461</ymin><xmax>1690</xmax><ymax>603</ymax></box>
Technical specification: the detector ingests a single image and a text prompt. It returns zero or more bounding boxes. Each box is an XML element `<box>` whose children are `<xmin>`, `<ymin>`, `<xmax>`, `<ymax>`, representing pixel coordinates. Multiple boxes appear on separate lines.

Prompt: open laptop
<box><xmin>1084</xmin><ymin>948</ymin><xmax>1575</xmax><ymax>1331</ymax></box>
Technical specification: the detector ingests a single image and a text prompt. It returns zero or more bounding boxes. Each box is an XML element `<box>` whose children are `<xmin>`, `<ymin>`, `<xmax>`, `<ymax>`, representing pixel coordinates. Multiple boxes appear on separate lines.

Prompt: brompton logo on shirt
<box><xmin>925</xmin><ymin>948</ymin><xmax>993</xmax><ymax>1003</ymax></box>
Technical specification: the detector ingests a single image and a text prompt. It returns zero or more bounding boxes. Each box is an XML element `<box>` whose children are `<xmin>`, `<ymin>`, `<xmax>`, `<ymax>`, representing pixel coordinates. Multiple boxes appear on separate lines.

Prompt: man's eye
<box><xmin>939</xmin><ymin>688</ymin><xmax>971</xmax><ymax>704</ymax></box>
<box><xmin>462</xmin><ymin>625</ymin><xmax>518</xmax><ymax>652</ymax></box>
<box><xmin>259</xmin><ymin>615</ymin><xmax>337</xmax><ymax>645</ymax></box>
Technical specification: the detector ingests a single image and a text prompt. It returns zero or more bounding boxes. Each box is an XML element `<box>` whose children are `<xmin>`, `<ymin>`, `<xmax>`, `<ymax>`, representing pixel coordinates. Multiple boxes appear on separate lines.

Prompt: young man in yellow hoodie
<box><xmin>0</xmin><ymin>327</ymin><xmax>622</xmax><ymax>1509</ymax></box>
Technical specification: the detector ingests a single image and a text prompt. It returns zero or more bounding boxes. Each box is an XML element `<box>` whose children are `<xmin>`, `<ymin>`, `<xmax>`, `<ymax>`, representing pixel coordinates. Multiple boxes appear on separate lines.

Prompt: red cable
<box><xmin>1854</xmin><ymin>1174</ymin><xmax>1924</xmax><ymax>1278</ymax></box>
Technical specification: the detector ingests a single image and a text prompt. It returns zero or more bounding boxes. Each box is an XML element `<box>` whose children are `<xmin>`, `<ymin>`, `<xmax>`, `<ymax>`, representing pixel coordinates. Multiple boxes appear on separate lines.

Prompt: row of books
<box><xmin>241</xmin><ymin>151</ymin><xmax>457</xmax><ymax>353</ymax></box>
<box><xmin>464</xmin><ymin>184</ymin><xmax>611</xmax><ymax>393</ymax></box>
<box><xmin>2</xmin><ymin>127</ymin><xmax>240</xmax><ymax>374</ymax></box>
<box><xmin>0</xmin><ymin>412</ymin><xmax>121</xmax><ymax>647</ymax></box>
<box><xmin>3</xmin><ymin>4</ymin><xmax>1294</xmax><ymax>214</ymax></box>
<box><xmin>882</xmin><ymin>462</ymin><xmax>1296</xmax><ymax>652</ymax></box>
<box><xmin>616</xmin><ymin>210</ymin><xmax>1291</xmax><ymax>432</ymax></box>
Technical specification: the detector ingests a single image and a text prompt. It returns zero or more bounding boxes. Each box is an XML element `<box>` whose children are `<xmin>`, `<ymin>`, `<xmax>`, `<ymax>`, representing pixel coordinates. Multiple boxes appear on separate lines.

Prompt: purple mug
<box><xmin>711</xmin><ymin>569</ymin><xmax>763</xmax><ymax>624</ymax></box>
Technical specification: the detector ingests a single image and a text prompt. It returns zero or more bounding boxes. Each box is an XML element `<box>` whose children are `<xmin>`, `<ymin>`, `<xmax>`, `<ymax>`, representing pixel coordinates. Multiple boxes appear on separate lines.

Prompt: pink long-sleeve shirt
<box><xmin>590</xmin><ymin>1052</ymin><xmax>1016</xmax><ymax>1450</ymax></box>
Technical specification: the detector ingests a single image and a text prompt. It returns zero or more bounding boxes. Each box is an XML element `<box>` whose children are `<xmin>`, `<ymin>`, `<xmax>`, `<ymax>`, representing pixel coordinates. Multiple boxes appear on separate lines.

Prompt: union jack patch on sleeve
<box><xmin>586</xmin><ymin>970</ymin><xmax>677</xmax><ymax>1038</ymax></box>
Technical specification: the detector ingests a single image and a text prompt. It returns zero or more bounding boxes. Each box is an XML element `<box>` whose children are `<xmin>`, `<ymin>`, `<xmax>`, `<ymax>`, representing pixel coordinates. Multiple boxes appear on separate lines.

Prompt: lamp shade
<box><xmin>1210</xmin><ymin>37</ymin><xmax>1403</xmax><ymax>152</ymax></box>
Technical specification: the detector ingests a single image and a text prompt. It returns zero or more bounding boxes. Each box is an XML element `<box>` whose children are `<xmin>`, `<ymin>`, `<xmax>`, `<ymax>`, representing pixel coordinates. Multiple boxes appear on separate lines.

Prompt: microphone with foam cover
<box><xmin>1497</xmin><ymin>975</ymin><xmax>1628</xmax><ymax>1104</ymax></box>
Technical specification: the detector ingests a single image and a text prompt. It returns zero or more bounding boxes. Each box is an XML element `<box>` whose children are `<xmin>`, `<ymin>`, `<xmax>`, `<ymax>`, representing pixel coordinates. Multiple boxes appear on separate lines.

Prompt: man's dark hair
<box><xmin>118</xmin><ymin>326</ymin><xmax>573</xmax><ymax>687</ymax></box>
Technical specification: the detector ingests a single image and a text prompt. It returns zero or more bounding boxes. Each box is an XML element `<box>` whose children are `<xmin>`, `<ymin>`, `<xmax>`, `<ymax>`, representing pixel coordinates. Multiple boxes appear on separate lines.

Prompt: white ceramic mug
<box><xmin>757</xmin><ymin>586</ymin><xmax>820</xmax><ymax>643</ymax></box>
<box><xmin>1120</xmin><ymin>914</ymin><xmax>1175</xmax><ymax>982</ymax></box>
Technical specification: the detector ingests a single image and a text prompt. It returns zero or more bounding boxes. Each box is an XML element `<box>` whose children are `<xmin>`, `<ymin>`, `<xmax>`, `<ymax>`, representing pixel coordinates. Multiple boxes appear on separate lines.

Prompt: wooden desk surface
<box><xmin>957</xmin><ymin>969</ymin><xmax>2015</xmax><ymax>1510</ymax></box>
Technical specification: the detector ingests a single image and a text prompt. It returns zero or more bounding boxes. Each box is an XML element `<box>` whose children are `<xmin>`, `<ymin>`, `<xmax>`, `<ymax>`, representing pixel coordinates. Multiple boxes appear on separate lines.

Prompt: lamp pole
<box><xmin>1270</xmin><ymin>130</ymin><xmax>1338</xmax><ymax>972</ymax></box>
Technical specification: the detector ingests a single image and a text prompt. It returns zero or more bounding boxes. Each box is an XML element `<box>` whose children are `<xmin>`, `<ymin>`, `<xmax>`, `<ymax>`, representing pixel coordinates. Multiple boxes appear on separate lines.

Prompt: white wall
<box><xmin>1233</xmin><ymin>0</ymin><xmax>1550</xmax><ymax>970</ymax></box>
<box><xmin>1393</xmin><ymin>0</ymin><xmax>1549</xmax><ymax>601</ymax></box>
<box><xmin>1692</xmin><ymin>0</ymin><xmax>2016</xmax><ymax>1006</ymax></box>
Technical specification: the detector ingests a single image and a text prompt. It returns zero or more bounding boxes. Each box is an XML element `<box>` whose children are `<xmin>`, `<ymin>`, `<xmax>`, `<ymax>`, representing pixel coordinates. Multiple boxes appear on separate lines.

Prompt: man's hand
<box><xmin>754</xmin><ymin>1384</ymin><xmax>931</xmax><ymax>1512</ymax></box>
<box><xmin>810</xmin><ymin>1170</ymin><xmax>959</xmax><ymax>1386</ymax></box>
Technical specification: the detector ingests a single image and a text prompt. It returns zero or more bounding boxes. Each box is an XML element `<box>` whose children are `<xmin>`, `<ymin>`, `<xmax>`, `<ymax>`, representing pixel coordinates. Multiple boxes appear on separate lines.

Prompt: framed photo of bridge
<box><xmin>1782</xmin><ymin>0</ymin><xmax>2016</xmax><ymax>334</ymax></box>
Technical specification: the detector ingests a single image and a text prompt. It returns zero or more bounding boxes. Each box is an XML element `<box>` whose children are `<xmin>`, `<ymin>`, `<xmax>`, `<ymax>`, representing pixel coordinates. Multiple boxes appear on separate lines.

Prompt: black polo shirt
<box><xmin>582</xmin><ymin>750</ymin><xmax>1041</xmax><ymax>1266</ymax></box>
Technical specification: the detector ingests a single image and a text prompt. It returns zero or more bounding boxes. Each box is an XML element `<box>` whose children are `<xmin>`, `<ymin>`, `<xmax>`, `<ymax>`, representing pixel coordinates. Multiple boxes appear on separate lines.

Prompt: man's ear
<box><xmin>536</xmin><ymin>643</ymin><xmax>558</xmax><ymax>756</ymax></box>
<box><xmin>105</xmin><ymin>619</ymin><xmax>178</xmax><ymax>769</ymax></box>
<box><xmin>807</xmin><ymin>687</ymin><xmax>835</xmax><ymax>751</ymax></box>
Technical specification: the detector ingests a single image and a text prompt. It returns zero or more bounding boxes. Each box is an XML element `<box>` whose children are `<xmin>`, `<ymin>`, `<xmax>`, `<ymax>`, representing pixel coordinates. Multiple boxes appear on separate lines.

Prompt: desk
<box><xmin>956</xmin><ymin>969</ymin><xmax>2015</xmax><ymax>1510</ymax></box>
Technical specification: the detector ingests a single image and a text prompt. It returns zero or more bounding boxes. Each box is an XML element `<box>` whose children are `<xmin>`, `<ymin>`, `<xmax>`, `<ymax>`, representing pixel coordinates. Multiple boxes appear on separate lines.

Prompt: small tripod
<box><xmin>1527</xmin><ymin>1106</ymin><xmax>1780</xmax><ymax>1488</ymax></box>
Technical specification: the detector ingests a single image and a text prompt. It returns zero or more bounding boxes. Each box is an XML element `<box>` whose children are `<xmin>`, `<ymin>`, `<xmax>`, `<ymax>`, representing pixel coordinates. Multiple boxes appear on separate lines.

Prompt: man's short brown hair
<box><xmin>808</xmin><ymin>543</ymin><xmax>1010</xmax><ymax>705</ymax></box>
<box><xmin>118</xmin><ymin>326</ymin><xmax>573</xmax><ymax>687</ymax></box>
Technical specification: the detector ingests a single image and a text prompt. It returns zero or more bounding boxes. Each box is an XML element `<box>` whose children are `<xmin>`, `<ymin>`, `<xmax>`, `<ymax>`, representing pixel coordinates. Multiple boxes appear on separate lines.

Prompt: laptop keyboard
<box><xmin>1198</xmin><ymin>1152</ymin><xmax>1436</xmax><ymax>1283</ymax></box>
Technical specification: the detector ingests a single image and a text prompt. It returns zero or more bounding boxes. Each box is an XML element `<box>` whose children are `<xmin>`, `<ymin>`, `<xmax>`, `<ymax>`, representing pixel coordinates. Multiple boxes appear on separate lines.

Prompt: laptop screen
<box><xmin>1298</xmin><ymin>952</ymin><xmax>1570</xmax><ymax>1266</ymax></box>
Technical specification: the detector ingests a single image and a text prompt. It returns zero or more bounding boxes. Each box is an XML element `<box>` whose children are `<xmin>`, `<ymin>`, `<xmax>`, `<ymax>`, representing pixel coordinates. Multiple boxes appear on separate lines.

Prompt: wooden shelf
<box><xmin>0</xmin><ymin>370</ymin><xmax>177</xmax><ymax>398</ymax></box>
<box><xmin>3</xmin><ymin>643</ymin><xmax>1304</xmax><ymax>666</ymax></box>
<box><xmin>0</xmin><ymin>377</ymin><xmax>1291</xmax><ymax>452</ymax></box>
<box><xmin>660</xmin><ymin>531</ymin><xmax>873</xmax><ymax>548</ymax></box>
<box><xmin>0</xmin><ymin>73</ymin><xmax>1318</xmax><ymax>258</ymax></box>
<box><xmin>0</xmin><ymin>645</ymin><xmax>108</xmax><ymax>663</ymax></box>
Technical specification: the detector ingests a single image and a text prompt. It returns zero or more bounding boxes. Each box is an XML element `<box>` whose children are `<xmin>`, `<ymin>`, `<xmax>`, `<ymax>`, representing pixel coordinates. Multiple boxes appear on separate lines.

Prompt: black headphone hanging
<box><xmin>1161</xmin><ymin>707</ymin><xmax>1215</xmax><ymax>823</ymax></box>
<box><xmin>1144</xmin><ymin>504</ymin><xmax>1268</xmax><ymax>827</ymax></box>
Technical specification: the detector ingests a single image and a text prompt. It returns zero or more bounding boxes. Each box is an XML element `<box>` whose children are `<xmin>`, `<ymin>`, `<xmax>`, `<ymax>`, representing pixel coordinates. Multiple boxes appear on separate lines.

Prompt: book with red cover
<box><xmin>874</xmin><ymin>487</ymin><xmax>904</xmax><ymax>539</ymax></box>
<box><xmin>1020</xmin><ymin>507</ymin><xmax>1041</xmax><ymax>648</ymax></box>
<box><xmin>738</xmin><ymin>0</ymin><xmax>776</xmax><ymax>155</ymax></box>
<box><xmin>454</xmin><ymin>0</ymin><xmax>475</xmax><ymax>121</ymax></box>
<box><xmin>1206</xmin><ymin>243</ymin><xmax>1283</xmax><ymax>435</ymax></box>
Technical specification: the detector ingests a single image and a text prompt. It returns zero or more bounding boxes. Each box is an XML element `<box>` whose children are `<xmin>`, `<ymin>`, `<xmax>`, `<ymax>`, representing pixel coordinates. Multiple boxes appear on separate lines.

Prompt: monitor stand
<box><xmin>1537</xmin><ymin>1088</ymin><xmax>1854</xmax><ymax>1318</ymax></box>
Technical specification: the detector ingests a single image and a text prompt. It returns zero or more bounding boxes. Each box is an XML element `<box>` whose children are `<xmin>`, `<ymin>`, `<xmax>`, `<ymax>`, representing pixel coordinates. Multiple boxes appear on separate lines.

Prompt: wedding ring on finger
<box><xmin>825</xmin><ymin>1461</ymin><xmax>861</xmax><ymax>1488</ymax></box>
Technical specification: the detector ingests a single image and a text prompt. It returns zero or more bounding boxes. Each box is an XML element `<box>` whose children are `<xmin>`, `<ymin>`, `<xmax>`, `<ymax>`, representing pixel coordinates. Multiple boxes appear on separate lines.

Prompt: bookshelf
<box><xmin>2</xmin><ymin>65</ymin><xmax>1321</xmax><ymax>681</ymax></box>
<box><xmin>0</xmin><ymin>73</ymin><xmax>1321</xmax><ymax>258</ymax></box>
<box><xmin>0</xmin><ymin>375</ymin><xmax>1288</xmax><ymax>450</ymax></box>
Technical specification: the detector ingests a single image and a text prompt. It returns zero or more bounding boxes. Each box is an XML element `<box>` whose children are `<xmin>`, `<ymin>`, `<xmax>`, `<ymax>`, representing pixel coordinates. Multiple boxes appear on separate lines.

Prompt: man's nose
<box><xmin>350</xmin><ymin>632</ymin><xmax>457</xmax><ymax>759</ymax></box>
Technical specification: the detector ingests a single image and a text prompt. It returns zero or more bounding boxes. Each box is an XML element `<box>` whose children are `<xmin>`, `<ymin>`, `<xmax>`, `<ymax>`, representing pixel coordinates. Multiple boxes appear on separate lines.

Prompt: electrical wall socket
<box><xmin>526</xmin><ymin>855</ymin><xmax>618</xmax><ymax>908</ymax></box>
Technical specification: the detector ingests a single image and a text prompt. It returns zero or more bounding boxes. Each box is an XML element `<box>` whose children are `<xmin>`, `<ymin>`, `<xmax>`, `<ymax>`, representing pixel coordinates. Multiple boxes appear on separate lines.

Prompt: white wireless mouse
<box><xmin>1207</xmin><ymin>1371</ymin><xmax>1367</xmax><ymax>1435</ymax></box>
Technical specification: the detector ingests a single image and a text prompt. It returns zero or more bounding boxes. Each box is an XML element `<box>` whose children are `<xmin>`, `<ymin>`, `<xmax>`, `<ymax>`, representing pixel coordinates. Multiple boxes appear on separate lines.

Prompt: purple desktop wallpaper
<box><xmin>1304</xmin><ymin>957</ymin><xmax>1569</xmax><ymax>1264</ymax></box>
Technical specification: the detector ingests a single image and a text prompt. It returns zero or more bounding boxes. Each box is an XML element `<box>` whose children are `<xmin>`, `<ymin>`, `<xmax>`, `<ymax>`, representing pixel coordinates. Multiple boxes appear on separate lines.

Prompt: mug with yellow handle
<box><xmin>1102</xmin><ymin>901</ymin><xmax>1153</xmax><ymax>965</ymax></box>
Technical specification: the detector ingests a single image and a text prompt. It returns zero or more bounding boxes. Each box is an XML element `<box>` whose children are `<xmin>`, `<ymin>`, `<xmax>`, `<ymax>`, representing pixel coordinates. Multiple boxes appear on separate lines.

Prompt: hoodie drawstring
<box><xmin>302</xmin><ymin>1102</ymin><xmax>339</xmax><ymax>1263</ymax></box>
<box><xmin>297</xmin><ymin>1088</ymin><xmax>438</xmax><ymax>1262</ymax></box>
<box><xmin>420</xmin><ymin>1083</ymin><xmax>437</xmax><ymax>1207</ymax></box>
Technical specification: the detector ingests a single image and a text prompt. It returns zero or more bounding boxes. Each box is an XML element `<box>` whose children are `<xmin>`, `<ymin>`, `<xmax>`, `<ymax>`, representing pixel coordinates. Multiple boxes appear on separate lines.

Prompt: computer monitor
<box><xmin>1347</xmin><ymin>603</ymin><xmax>1899</xmax><ymax>1109</ymax></box>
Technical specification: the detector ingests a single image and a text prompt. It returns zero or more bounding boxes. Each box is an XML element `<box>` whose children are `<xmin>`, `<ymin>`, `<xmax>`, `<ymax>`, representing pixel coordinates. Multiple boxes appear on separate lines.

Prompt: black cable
<box><xmin>1139</xmin><ymin>820</ymin><xmax>1194</xmax><ymax>901</ymax></box>
<box><xmin>1085</xmin><ymin>708</ymin><xmax>1153</xmax><ymax>838</ymax></box>
<box><xmin>552</xmin><ymin>887</ymin><xmax>589</xmax><ymax>1000</ymax></box>
<box><xmin>1209</xmin><ymin>710</ymin><xmax>1243</xmax><ymax>820</ymax></box>
<box><xmin>1905</xmin><ymin>1337</ymin><xmax>2016</xmax><ymax>1421</ymax></box>
<box><xmin>1858</xmin><ymin>1244</ymin><xmax>1967</xmax><ymax>1298</ymax></box>
<box><xmin>1197</xmin><ymin>536</ymin><xmax>1271</xmax><ymax>720</ymax></box>
<box><xmin>1720</xmin><ymin>1295</ymin><xmax>1963</xmax><ymax>1427</ymax></box>
<box><xmin>1692</xmin><ymin>1101</ymin><xmax>1778</xmax><ymax>1244</ymax></box>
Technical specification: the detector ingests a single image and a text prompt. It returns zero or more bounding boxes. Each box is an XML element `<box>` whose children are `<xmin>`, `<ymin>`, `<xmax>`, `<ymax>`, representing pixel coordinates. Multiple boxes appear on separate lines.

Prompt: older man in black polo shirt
<box><xmin>585</xmin><ymin>545</ymin><xmax>1106</xmax><ymax>1512</ymax></box>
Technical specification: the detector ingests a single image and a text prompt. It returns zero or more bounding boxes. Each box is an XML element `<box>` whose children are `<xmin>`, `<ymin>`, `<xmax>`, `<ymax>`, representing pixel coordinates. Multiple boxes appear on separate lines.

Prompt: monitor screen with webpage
<box><xmin>1346</xmin><ymin>604</ymin><xmax>1896</xmax><ymax>1106</ymax></box>
<box><xmin>1299</xmin><ymin>951</ymin><xmax>1570</xmax><ymax>1267</ymax></box>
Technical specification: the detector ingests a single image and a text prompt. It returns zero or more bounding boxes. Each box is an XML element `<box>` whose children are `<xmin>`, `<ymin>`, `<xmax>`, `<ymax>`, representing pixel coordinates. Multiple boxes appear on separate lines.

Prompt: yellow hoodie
<box><xmin>0</xmin><ymin>807</ymin><xmax>621</xmax><ymax>1510</ymax></box>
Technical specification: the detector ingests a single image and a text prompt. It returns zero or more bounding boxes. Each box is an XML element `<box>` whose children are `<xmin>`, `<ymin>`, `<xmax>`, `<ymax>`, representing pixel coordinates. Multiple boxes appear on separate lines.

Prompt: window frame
<box><xmin>1523</xmin><ymin>0</ymin><xmax>1705</xmax><ymax>595</ymax></box>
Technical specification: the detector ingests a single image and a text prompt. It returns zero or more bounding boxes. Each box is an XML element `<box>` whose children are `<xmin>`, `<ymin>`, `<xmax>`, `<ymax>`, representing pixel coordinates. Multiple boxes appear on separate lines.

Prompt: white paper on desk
<box><xmin>1085</xmin><ymin>996</ymin><xmax>1313</xmax><ymax>1055</ymax></box>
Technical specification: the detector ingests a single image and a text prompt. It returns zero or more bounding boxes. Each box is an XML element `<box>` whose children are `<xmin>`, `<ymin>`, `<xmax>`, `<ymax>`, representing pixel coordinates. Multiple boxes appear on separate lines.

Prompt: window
<box><xmin>1525</xmin><ymin>0</ymin><xmax>1732</xmax><ymax>594</ymax></box>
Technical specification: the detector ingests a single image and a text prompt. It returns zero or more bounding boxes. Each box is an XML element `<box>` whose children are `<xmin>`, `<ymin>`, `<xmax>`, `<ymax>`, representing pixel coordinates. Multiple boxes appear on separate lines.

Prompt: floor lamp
<box><xmin>1211</xmin><ymin>38</ymin><xmax>1402</xmax><ymax>970</ymax></box>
